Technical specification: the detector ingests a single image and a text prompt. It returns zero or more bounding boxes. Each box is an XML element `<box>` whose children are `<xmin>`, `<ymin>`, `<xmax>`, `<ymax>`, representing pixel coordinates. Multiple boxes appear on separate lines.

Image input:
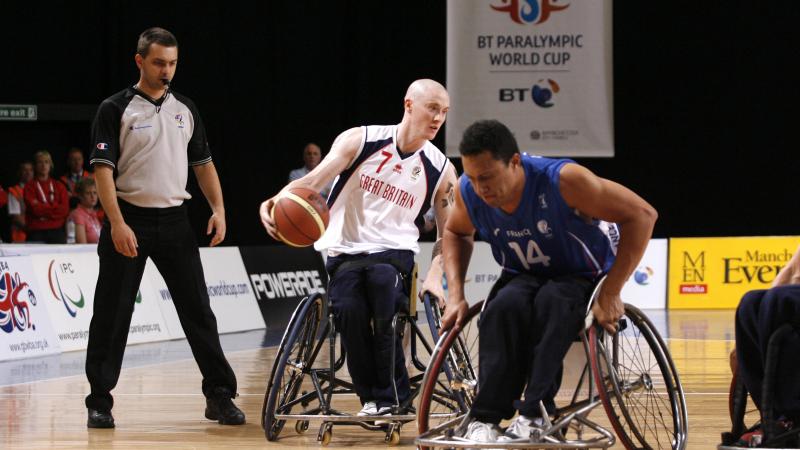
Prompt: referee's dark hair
<box><xmin>137</xmin><ymin>27</ymin><xmax>178</xmax><ymax>57</ymax></box>
<box><xmin>459</xmin><ymin>119</ymin><xmax>519</xmax><ymax>164</ymax></box>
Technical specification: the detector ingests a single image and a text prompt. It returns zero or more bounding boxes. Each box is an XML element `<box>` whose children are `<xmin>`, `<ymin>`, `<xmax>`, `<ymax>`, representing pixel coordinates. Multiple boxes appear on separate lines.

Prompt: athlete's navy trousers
<box><xmin>471</xmin><ymin>272</ymin><xmax>592</xmax><ymax>424</ymax></box>
<box><xmin>735</xmin><ymin>284</ymin><xmax>800</xmax><ymax>419</ymax></box>
<box><xmin>85</xmin><ymin>201</ymin><xmax>237</xmax><ymax>412</ymax></box>
<box><xmin>325</xmin><ymin>250</ymin><xmax>414</xmax><ymax>409</ymax></box>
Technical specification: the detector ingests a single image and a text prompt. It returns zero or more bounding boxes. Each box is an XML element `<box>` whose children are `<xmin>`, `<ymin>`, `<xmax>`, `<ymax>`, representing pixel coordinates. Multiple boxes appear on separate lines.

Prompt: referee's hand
<box><xmin>207</xmin><ymin>212</ymin><xmax>226</xmax><ymax>247</ymax></box>
<box><xmin>111</xmin><ymin>222</ymin><xmax>138</xmax><ymax>258</ymax></box>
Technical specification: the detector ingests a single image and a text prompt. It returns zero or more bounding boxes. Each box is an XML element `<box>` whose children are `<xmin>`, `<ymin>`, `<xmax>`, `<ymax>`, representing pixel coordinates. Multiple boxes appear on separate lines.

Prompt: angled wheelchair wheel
<box><xmin>417</xmin><ymin>301</ymin><xmax>482</xmax><ymax>445</ymax></box>
<box><xmin>262</xmin><ymin>294</ymin><xmax>323</xmax><ymax>441</ymax></box>
<box><xmin>589</xmin><ymin>304</ymin><xmax>688</xmax><ymax>450</ymax></box>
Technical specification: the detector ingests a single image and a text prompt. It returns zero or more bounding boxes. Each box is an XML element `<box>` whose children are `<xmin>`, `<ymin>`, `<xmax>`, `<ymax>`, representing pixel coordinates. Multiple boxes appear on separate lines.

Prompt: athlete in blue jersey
<box><xmin>440</xmin><ymin>120</ymin><xmax>657</xmax><ymax>444</ymax></box>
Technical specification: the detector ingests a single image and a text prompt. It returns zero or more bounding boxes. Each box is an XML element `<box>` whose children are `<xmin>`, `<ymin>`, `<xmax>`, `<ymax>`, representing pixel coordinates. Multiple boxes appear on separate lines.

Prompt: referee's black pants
<box><xmin>471</xmin><ymin>272</ymin><xmax>592</xmax><ymax>424</ymax></box>
<box><xmin>85</xmin><ymin>201</ymin><xmax>237</xmax><ymax>412</ymax></box>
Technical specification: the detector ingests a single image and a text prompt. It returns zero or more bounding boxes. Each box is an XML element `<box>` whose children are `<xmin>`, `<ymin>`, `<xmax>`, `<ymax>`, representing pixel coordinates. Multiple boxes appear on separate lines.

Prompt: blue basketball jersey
<box><xmin>461</xmin><ymin>154</ymin><xmax>618</xmax><ymax>279</ymax></box>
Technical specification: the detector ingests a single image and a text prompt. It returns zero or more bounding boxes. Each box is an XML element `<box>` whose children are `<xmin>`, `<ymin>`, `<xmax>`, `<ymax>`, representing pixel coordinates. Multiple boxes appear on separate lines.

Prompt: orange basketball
<box><xmin>271</xmin><ymin>187</ymin><xmax>329</xmax><ymax>247</ymax></box>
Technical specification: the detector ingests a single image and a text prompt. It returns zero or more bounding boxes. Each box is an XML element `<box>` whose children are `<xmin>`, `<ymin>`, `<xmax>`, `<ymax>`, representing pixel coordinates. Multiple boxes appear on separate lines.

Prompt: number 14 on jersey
<box><xmin>508</xmin><ymin>240</ymin><xmax>551</xmax><ymax>270</ymax></box>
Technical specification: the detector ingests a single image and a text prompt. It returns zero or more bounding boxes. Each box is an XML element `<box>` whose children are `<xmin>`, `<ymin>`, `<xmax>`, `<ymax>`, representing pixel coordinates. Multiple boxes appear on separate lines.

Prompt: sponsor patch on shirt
<box><xmin>96</xmin><ymin>143</ymin><xmax>109</xmax><ymax>150</ymax></box>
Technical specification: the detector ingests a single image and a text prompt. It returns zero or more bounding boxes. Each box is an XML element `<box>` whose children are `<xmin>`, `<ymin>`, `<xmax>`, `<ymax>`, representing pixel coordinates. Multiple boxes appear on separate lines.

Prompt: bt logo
<box><xmin>634</xmin><ymin>266</ymin><xmax>655</xmax><ymax>286</ymax></box>
<box><xmin>491</xmin><ymin>0</ymin><xmax>569</xmax><ymax>25</ymax></box>
<box><xmin>499</xmin><ymin>79</ymin><xmax>560</xmax><ymax>108</ymax></box>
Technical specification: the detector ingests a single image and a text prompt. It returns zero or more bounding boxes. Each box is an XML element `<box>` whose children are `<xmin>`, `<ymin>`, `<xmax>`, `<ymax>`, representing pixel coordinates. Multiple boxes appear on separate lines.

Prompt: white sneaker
<box><xmin>372</xmin><ymin>406</ymin><xmax>393</xmax><ymax>425</ymax></box>
<box><xmin>463</xmin><ymin>420</ymin><xmax>502</xmax><ymax>444</ymax></box>
<box><xmin>357</xmin><ymin>401</ymin><xmax>377</xmax><ymax>416</ymax></box>
<box><xmin>502</xmin><ymin>414</ymin><xmax>544</xmax><ymax>439</ymax></box>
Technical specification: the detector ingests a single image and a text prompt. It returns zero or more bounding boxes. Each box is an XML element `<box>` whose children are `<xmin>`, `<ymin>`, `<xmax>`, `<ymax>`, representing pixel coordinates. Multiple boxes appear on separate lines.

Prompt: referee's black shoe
<box><xmin>87</xmin><ymin>408</ymin><xmax>115</xmax><ymax>428</ymax></box>
<box><xmin>205</xmin><ymin>388</ymin><xmax>246</xmax><ymax>425</ymax></box>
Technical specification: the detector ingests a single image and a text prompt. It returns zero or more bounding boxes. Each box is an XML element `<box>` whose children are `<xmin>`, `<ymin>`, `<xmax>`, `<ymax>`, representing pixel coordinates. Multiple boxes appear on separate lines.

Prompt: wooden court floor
<box><xmin>0</xmin><ymin>309</ymin><xmax>739</xmax><ymax>449</ymax></box>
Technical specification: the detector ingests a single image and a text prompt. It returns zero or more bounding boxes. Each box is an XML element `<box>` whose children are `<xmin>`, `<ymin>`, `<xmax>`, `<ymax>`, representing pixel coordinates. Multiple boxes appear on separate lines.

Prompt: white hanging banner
<box><xmin>446</xmin><ymin>0</ymin><xmax>614</xmax><ymax>157</ymax></box>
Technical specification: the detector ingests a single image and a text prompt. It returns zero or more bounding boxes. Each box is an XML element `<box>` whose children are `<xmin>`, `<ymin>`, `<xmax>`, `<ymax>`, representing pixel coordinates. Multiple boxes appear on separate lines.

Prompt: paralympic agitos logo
<box><xmin>49</xmin><ymin>260</ymin><xmax>85</xmax><ymax>317</ymax></box>
<box><xmin>491</xmin><ymin>0</ymin><xmax>569</xmax><ymax>25</ymax></box>
<box><xmin>48</xmin><ymin>260</ymin><xmax>142</xmax><ymax>317</ymax></box>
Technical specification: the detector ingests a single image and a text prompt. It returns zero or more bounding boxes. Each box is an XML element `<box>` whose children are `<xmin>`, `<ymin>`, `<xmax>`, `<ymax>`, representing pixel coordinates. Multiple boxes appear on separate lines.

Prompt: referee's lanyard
<box><xmin>35</xmin><ymin>179</ymin><xmax>55</xmax><ymax>204</ymax></box>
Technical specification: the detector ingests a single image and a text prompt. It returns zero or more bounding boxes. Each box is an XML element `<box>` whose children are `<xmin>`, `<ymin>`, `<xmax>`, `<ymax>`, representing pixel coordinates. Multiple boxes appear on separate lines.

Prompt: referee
<box><xmin>84</xmin><ymin>28</ymin><xmax>244</xmax><ymax>428</ymax></box>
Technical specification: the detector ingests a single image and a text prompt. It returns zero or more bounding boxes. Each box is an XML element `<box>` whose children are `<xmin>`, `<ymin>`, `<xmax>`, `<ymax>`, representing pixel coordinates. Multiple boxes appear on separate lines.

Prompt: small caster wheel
<box><xmin>388</xmin><ymin>430</ymin><xmax>400</xmax><ymax>445</ymax></box>
<box><xmin>295</xmin><ymin>420</ymin><xmax>309</xmax><ymax>434</ymax></box>
<box><xmin>321</xmin><ymin>429</ymin><xmax>332</xmax><ymax>446</ymax></box>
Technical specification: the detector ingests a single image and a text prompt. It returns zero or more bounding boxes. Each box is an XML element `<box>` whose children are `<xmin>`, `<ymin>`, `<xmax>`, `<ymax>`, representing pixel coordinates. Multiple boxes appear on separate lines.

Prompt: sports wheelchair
<box><xmin>415</xmin><ymin>277</ymin><xmax>689</xmax><ymax>449</ymax></box>
<box><xmin>720</xmin><ymin>323</ymin><xmax>800</xmax><ymax>449</ymax></box>
<box><xmin>261</xmin><ymin>266</ymin><xmax>471</xmax><ymax>445</ymax></box>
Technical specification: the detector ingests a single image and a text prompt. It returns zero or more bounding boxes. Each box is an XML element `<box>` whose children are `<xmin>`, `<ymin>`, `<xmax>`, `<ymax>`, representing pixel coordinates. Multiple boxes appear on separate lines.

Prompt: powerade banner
<box><xmin>668</xmin><ymin>236</ymin><xmax>800</xmax><ymax>309</ymax></box>
<box><xmin>239</xmin><ymin>246</ymin><xmax>327</xmax><ymax>331</ymax></box>
<box><xmin>144</xmin><ymin>247</ymin><xmax>265</xmax><ymax>339</ymax></box>
<box><xmin>418</xmin><ymin>239</ymin><xmax>666</xmax><ymax>309</ymax></box>
<box><xmin>0</xmin><ymin>256</ymin><xmax>61</xmax><ymax>360</ymax></box>
<box><xmin>446</xmin><ymin>0</ymin><xmax>614</xmax><ymax>157</ymax></box>
<box><xmin>31</xmin><ymin>252</ymin><xmax>170</xmax><ymax>351</ymax></box>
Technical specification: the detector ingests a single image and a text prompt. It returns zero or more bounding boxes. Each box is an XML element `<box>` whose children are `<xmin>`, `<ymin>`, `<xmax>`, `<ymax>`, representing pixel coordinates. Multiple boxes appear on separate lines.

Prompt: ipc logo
<box><xmin>531</xmin><ymin>79</ymin><xmax>560</xmax><ymax>108</ymax></box>
<box><xmin>491</xmin><ymin>0</ymin><xmax>570</xmax><ymax>25</ymax></box>
<box><xmin>634</xmin><ymin>266</ymin><xmax>655</xmax><ymax>286</ymax></box>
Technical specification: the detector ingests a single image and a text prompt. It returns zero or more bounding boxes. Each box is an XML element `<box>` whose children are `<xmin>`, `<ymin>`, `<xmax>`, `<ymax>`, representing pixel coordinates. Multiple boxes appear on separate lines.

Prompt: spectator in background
<box><xmin>288</xmin><ymin>143</ymin><xmax>333</xmax><ymax>198</ymax></box>
<box><xmin>7</xmin><ymin>161</ymin><xmax>33</xmax><ymax>242</ymax></box>
<box><xmin>67</xmin><ymin>178</ymin><xmax>101</xmax><ymax>244</ymax></box>
<box><xmin>24</xmin><ymin>151</ymin><xmax>69</xmax><ymax>243</ymax></box>
<box><xmin>60</xmin><ymin>147</ymin><xmax>92</xmax><ymax>208</ymax></box>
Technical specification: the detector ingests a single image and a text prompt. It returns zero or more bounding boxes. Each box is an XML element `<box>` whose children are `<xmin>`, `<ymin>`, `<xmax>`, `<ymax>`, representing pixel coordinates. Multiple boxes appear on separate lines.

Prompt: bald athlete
<box><xmin>260</xmin><ymin>79</ymin><xmax>457</xmax><ymax>415</ymax></box>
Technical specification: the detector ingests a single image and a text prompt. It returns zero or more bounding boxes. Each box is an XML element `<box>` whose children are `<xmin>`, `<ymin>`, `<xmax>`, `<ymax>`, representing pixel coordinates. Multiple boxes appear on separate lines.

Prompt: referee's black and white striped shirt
<box><xmin>90</xmin><ymin>86</ymin><xmax>212</xmax><ymax>208</ymax></box>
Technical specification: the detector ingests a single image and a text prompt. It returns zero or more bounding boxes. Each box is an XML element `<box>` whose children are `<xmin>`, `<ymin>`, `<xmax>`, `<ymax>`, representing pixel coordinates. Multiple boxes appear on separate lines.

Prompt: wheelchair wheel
<box><xmin>262</xmin><ymin>294</ymin><xmax>323</xmax><ymax>441</ymax></box>
<box><xmin>589</xmin><ymin>304</ymin><xmax>688</xmax><ymax>450</ymax></box>
<box><xmin>417</xmin><ymin>301</ymin><xmax>482</xmax><ymax>441</ymax></box>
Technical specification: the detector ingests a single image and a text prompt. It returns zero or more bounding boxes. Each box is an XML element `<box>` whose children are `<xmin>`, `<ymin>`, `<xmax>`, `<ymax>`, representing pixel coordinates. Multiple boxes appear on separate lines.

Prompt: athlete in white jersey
<box><xmin>260</xmin><ymin>79</ymin><xmax>457</xmax><ymax>415</ymax></box>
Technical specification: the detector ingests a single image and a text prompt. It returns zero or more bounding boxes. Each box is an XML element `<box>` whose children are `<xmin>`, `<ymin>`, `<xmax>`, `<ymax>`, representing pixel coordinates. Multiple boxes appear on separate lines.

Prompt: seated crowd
<box><xmin>2</xmin><ymin>147</ymin><xmax>102</xmax><ymax>244</ymax></box>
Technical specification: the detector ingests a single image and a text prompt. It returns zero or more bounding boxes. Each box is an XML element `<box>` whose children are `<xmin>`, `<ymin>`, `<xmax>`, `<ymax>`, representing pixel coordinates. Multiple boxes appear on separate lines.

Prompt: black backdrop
<box><xmin>2</xmin><ymin>1</ymin><xmax>797</xmax><ymax>245</ymax></box>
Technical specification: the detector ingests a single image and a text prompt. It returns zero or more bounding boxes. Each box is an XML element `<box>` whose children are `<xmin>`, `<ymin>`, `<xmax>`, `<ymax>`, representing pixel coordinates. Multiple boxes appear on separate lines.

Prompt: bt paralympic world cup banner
<box><xmin>31</xmin><ymin>252</ymin><xmax>170</xmax><ymax>351</ymax></box>
<box><xmin>446</xmin><ymin>0</ymin><xmax>614</xmax><ymax>157</ymax></box>
<box><xmin>0</xmin><ymin>256</ymin><xmax>61</xmax><ymax>360</ymax></box>
<box><xmin>668</xmin><ymin>236</ymin><xmax>800</xmax><ymax>309</ymax></box>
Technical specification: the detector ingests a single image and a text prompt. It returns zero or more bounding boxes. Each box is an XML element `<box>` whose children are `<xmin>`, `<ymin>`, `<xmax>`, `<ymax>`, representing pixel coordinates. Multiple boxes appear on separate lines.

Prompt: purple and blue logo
<box><xmin>491</xmin><ymin>0</ymin><xmax>569</xmax><ymax>25</ymax></box>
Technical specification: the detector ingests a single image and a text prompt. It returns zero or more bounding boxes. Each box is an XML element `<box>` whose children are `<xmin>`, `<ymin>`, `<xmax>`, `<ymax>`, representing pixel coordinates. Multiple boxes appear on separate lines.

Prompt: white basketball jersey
<box><xmin>315</xmin><ymin>125</ymin><xmax>450</xmax><ymax>256</ymax></box>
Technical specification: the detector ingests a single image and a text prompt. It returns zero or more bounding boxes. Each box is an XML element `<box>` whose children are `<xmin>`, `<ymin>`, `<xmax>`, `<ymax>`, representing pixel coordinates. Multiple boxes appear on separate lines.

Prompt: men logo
<box><xmin>48</xmin><ymin>260</ymin><xmax>85</xmax><ymax>317</ymax></box>
<box><xmin>532</xmin><ymin>79</ymin><xmax>560</xmax><ymax>108</ymax></box>
<box><xmin>0</xmin><ymin>269</ymin><xmax>36</xmax><ymax>333</ymax></box>
<box><xmin>491</xmin><ymin>0</ymin><xmax>569</xmax><ymax>25</ymax></box>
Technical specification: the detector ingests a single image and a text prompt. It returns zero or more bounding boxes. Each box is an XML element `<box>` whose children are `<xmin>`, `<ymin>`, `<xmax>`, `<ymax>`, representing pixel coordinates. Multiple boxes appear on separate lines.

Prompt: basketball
<box><xmin>271</xmin><ymin>187</ymin><xmax>329</xmax><ymax>247</ymax></box>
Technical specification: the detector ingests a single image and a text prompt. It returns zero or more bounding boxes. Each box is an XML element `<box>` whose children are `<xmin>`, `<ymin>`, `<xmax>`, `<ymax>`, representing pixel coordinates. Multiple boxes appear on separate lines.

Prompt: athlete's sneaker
<box><xmin>463</xmin><ymin>420</ymin><xmax>502</xmax><ymax>448</ymax></box>
<box><xmin>501</xmin><ymin>415</ymin><xmax>544</xmax><ymax>440</ymax></box>
<box><xmin>357</xmin><ymin>401</ymin><xmax>378</xmax><ymax>416</ymax></box>
<box><xmin>372</xmin><ymin>405</ymin><xmax>394</xmax><ymax>425</ymax></box>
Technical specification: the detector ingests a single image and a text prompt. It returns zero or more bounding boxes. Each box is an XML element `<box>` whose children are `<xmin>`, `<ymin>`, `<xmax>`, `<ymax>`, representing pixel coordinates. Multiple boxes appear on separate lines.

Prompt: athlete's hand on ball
<box><xmin>259</xmin><ymin>196</ymin><xmax>279</xmax><ymax>240</ymax></box>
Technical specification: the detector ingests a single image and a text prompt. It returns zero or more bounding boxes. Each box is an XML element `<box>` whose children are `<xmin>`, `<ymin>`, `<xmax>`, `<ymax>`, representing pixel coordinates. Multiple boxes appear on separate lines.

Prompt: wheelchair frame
<box><xmin>720</xmin><ymin>323</ymin><xmax>800</xmax><ymax>449</ymax></box>
<box><xmin>415</xmin><ymin>277</ymin><xmax>689</xmax><ymax>450</ymax></box>
<box><xmin>261</xmin><ymin>290</ymin><xmax>462</xmax><ymax>445</ymax></box>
